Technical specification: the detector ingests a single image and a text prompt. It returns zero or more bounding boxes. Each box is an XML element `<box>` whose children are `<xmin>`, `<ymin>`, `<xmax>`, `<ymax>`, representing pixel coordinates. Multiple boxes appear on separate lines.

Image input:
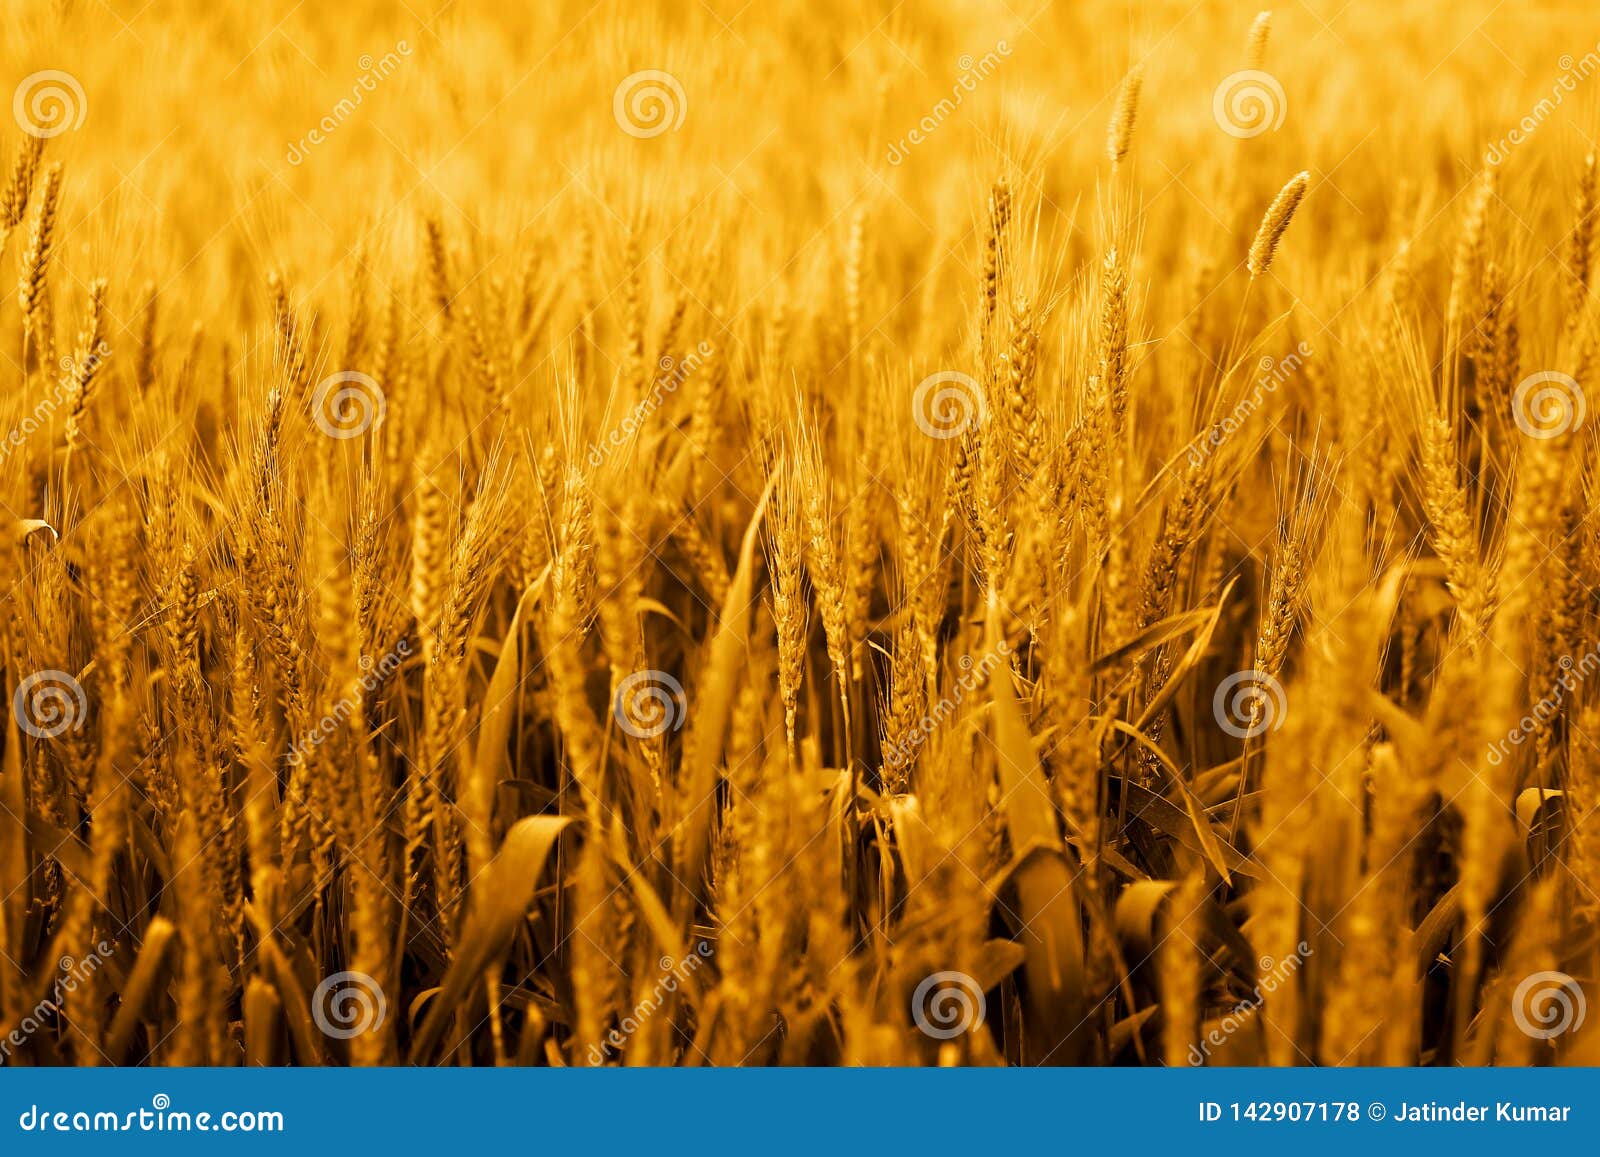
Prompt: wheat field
<box><xmin>0</xmin><ymin>0</ymin><xmax>1597</xmax><ymax>1067</ymax></box>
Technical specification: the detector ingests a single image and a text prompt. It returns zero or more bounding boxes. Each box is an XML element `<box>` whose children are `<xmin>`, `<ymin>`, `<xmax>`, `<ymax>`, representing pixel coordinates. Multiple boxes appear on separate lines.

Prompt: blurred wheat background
<box><xmin>0</xmin><ymin>0</ymin><xmax>1597</xmax><ymax>1067</ymax></box>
